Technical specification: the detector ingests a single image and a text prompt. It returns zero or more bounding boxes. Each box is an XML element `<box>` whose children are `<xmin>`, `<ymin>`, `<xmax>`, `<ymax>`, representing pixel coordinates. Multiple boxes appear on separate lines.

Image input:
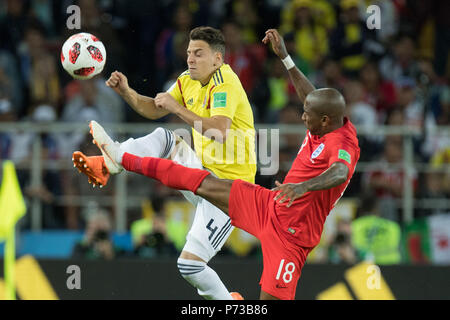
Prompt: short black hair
<box><xmin>189</xmin><ymin>26</ymin><xmax>226</xmax><ymax>57</ymax></box>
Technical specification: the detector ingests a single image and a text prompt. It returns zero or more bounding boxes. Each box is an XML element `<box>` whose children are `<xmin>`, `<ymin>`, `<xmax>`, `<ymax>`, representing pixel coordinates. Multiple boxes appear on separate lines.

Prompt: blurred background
<box><xmin>0</xmin><ymin>0</ymin><xmax>449</xmax><ymax>299</ymax></box>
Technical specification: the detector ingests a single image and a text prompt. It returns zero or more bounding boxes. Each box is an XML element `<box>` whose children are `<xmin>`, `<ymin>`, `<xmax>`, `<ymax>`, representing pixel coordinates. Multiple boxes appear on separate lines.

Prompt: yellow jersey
<box><xmin>168</xmin><ymin>64</ymin><xmax>256</xmax><ymax>183</ymax></box>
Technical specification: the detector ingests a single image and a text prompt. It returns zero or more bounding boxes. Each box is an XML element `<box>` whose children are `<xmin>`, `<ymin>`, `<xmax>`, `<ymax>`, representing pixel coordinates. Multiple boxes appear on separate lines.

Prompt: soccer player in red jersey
<box><xmin>74</xmin><ymin>29</ymin><xmax>360</xmax><ymax>300</ymax></box>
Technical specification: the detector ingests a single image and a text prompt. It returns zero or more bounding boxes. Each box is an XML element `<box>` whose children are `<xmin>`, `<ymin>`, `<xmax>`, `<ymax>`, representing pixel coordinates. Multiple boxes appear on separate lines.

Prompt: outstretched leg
<box><xmin>121</xmin><ymin>152</ymin><xmax>232</xmax><ymax>213</ymax></box>
<box><xmin>194</xmin><ymin>176</ymin><xmax>233</xmax><ymax>214</ymax></box>
<box><xmin>72</xmin><ymin>123</ymin><xmax>176</xmax><ymax>187</ymax></box>
<box><xmin>121</xmin><ymin>152</ymin><xmax>240</xmax><ymax>299</ymax></box>
<box><xmin>73</xmin><ymin>122</ymin><xmax>239</xmax><ymax>300</ymax></box>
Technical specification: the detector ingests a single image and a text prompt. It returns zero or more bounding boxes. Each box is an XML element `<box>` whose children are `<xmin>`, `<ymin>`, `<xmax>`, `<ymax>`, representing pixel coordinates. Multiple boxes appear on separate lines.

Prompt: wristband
<box><xmin>281</xmin><ymin>55</ymin><xmax>295</xmax><ymax>70</ymax></box>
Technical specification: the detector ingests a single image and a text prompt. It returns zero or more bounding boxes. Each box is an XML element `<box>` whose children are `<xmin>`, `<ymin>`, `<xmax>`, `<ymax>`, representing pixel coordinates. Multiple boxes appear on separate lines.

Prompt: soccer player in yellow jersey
<box><xmin>73</xmin><ymin>27</ymin><xmax>256</xmax><ymax>300</ymax></box>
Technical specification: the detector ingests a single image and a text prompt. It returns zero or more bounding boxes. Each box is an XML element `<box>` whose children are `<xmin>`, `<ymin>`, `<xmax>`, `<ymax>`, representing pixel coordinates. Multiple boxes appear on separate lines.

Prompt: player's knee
<box><xmin>151</xmin><ymin>126</ymin><xmax>175</xmax><ymax>144</ymax></box>
<box><xmin>152</xmin><ymin>127</ymin><xmax>166</xmax><ymax>136</ymax></box>
<box><xmin>177</xmin><ymin>257</ymin><xmax>206</xmax><ymax>284</ymax></box>
<box><xmin>152</xmin><ymin>127</ymin><xmax>170</xmax><ymax>142</ymax></box>
<box><xmin>152</xmin><ymin>127</ymin><xmax>175</xmax><ymax>158</ymax></box>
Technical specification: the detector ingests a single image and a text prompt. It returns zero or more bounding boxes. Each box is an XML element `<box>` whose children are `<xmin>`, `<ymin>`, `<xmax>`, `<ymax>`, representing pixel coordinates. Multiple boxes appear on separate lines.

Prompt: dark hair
<box><xmin>189</xmin><ymin>26</ymin><xmax>226</xmax><ymax>57</ymax></box>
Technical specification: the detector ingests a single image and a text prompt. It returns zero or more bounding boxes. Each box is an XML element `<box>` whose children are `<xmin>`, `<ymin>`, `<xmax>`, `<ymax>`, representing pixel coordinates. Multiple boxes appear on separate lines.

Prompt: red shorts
<box><xmin>228</xmin><ymin>179</ymin><xmax>312</xmax><ymax>300</ymax></box>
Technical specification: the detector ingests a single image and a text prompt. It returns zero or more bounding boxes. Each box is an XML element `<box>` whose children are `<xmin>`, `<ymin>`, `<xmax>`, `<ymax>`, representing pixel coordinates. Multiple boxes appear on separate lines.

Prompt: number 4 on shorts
<box><xmin>276</xmin><ymin>259</ymin><xmax>296</xmax><ymax>283</ymax></box>
<box><xmin>206</xmin><ymin>219</ymin><xmax>218</xmax><ymax>241</ymax></box>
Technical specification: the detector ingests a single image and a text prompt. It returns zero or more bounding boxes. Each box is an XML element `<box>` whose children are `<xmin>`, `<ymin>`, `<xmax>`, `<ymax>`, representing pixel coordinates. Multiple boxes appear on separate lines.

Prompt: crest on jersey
<box><xmin>311</xmin><ymin>143</ymin><xmax>325</xmax><ymax>159</ymax></box>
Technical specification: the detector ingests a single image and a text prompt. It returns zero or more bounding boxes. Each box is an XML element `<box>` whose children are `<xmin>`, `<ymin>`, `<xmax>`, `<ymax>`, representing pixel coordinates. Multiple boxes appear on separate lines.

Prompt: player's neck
<box><xmin>319</xmin><ymin>118</ymin><xmax>344</xmax><ymax>137</ymax></box>
<box><xmin>200</xmin><ymin>64</ymin><xmax>224</xmax><ymax>86</ymax></box>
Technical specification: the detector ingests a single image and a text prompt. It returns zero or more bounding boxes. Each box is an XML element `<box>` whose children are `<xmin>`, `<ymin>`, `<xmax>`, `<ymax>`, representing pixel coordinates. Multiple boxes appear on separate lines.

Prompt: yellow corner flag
<box><xmin>0</xmin><ymin>160</ymin><xmax>26</xmax><ymax>238</ymax></box>
<box><xmin>0</xmin><ymin>160</ymin><xmax>27</xmax><ymax>300</ymax></box>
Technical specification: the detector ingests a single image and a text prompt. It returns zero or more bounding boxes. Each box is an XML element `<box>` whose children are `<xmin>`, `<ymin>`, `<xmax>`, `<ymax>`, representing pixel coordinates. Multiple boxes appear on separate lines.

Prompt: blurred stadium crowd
<box><xmin>0</xmin><ymin>0</ymin><xmax>449</xmax><ymax>264</ymax></box>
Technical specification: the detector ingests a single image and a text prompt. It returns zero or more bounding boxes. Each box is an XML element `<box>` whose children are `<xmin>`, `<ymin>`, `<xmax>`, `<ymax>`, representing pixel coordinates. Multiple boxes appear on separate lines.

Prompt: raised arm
<box><xmin>154</xmin><ymin>92</ymin><xmax>232</xmax><ymax>143</ymax></box>
<box><xmin>262</xmin><ymin>29</ymin><xmax>315</xmax><ymax>103</ymax></box>
<box><xmin>106</xmin><ymin>71</ymin><xmax>169</xmax><ymax>120</ymax></box>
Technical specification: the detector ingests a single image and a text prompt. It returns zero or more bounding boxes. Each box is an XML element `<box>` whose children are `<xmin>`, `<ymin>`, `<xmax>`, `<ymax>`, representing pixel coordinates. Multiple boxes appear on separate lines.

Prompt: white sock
<box><xmin>118</xmin><ymin>127</ymin><xmax>175</xmax><ymax>163</ymax></box>
<box><xmin>177</xmin><ymin>258</ymin><xmax>233</xmax><ymax>300</ymax></box>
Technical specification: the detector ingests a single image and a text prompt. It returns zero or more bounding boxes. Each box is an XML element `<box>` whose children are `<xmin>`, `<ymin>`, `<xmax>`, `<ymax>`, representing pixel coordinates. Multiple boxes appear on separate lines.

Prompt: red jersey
<box><xmin>274</xmin><ymin>117</ymin><xmax>360</xmax><ymax>247</ymax></box>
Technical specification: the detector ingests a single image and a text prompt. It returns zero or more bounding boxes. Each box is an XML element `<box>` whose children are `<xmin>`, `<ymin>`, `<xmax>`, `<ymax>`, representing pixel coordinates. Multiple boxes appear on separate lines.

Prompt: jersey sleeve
<box><xmin>209</xmin><ymin>82</ymin><xmax>238</xmax><ymax>120</ymax></box>
<box><xmin>166</xmin><ymin>74</ymin><xmax>186</xmax><ymax>107</ymax></box>
<box><xmin>326</xmin><ymin>138</ymin><xmax>357</xmax><ymax>172</ymax></box>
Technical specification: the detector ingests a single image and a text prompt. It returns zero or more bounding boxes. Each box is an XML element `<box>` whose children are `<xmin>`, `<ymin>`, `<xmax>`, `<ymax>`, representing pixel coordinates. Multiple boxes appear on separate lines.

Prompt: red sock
<box><xmin>122</xmin><ymin>152</ymin><xmax>210</xmax><ymax>193</ymax></box>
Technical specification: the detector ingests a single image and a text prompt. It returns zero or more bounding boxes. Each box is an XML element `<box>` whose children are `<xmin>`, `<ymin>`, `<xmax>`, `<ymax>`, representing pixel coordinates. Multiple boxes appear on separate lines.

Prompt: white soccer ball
<box><xmin>61</xmin><ymin>32</ymin><xmax>106</xmax><ymax>80</ymax></box>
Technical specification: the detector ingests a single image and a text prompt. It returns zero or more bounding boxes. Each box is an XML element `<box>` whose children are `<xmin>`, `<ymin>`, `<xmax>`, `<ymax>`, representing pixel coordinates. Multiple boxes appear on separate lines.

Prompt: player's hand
<box><xmin>105</xmin><ymin>71</ymin><xmax>130</xmax><ymax>96</ymax></box>
<box><xmin>262</xmin><ymin>29</ymin><xmax>288</xmax><ymax>59</ymax></box>
<box><xmin>271</xmin><ymin>181</ymin><xmax>308</xmax><ymax>207</ymax></box>
<box><xmin>154</xmin><ymin>92</ymin><xmax>181</xmax><ymax>114</ymax></box>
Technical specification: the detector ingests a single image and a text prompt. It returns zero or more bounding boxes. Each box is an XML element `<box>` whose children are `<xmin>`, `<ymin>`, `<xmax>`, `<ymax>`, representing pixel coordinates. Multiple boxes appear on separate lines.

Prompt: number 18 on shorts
<box><xmin>276</xmin><ymin>259</ymin><xmax>296</xmax><ymax>284</ymax></box>
<box><xmin>260</xmin><ymin>240</ymin><xmax>311</xmax><ymax>300</ymax></box>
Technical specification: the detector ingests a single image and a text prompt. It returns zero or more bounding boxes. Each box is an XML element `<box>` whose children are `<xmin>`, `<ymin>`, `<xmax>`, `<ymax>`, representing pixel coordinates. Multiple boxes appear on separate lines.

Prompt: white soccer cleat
<box><xmin>89</xmin><ymin>120</ymin><xmax>123</xmax><ymax>174</ymax></box>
